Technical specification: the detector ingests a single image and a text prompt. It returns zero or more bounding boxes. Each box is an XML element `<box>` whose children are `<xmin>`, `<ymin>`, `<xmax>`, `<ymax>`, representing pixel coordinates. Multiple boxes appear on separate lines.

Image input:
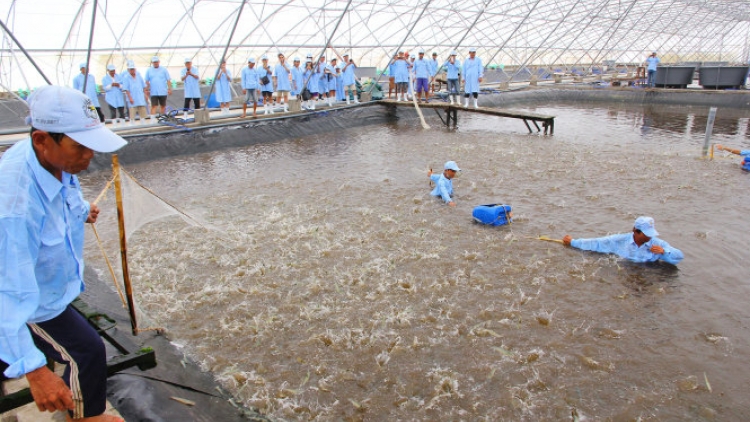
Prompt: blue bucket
<box><xmin>742</xmin><ymin>157</ymin><xmax>750</xmax><ymax>172</ymax></box>
<box><xmin>472</xmin><ymin>204</ymin><xmax>512</xmax><ymax>226</ymax></box>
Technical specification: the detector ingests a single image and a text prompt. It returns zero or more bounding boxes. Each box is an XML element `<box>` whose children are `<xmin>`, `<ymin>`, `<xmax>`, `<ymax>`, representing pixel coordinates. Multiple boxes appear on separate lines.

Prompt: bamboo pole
<box><xmin>112</xmin><ymin>154</ymin><xmax>138</xmax><ymax>335</ymax></box>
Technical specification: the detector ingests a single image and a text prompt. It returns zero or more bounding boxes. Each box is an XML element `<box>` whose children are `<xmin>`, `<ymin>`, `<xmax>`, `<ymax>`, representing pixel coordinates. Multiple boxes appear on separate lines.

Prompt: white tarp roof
<box><xmin>2</xmin><ymin>0</ymin><xmax>749</xmax><ymax>90</ymax></box>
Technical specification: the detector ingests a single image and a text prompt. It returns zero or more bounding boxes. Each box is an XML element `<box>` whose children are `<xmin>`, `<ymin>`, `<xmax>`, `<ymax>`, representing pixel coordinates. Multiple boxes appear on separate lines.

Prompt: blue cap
<box><xmin>79</xmin><ymin>62</ymin><xmax>87</xmax><ymax>69</ymax></box>
<box><xmin>419</xmin><ymin>49</ymin><xmax>425</xmax><ymax>54</ymax></box>
<box><xmin>444</xmin><ymin>161</ymin><xmax>460</xmax><ymax>171</ymax></box>
<box><xmin>634</xmin><ymin>216</ymin><xmax>658</xmax><ymax>237</ymax></box>
<box><xmin>450</xmin><ymin>50</ymin><xmax>457</xmax><ymax>56</ymax></box>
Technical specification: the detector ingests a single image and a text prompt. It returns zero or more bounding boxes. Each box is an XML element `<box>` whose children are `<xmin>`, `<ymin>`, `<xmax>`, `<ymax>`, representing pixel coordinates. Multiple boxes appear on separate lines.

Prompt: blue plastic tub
<box><xmin>472</xmin><ymin>204</ymin><xmax>512</xmax><ymax>226</ymax></box>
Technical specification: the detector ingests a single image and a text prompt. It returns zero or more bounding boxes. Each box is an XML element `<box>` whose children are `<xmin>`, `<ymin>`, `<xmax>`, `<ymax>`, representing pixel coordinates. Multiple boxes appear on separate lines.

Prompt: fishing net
<box><xmin>89</xmin><ymin>167</ymin><xmax>204</xmax><ymax>333</ymax></box>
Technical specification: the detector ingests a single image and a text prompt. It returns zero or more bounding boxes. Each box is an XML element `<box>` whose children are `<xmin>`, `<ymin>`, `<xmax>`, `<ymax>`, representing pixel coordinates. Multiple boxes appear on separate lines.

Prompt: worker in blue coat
<box><xmin>101</xmin><ymin>64</ymin><xmax>126</xmax><ymax>123</ymax></box>
<box><xmin>562</xmin><ymin>216</ymin><xmax>684</xmax><ymax>265</ymax></box>
<box><xmin>462</xmin><ymin>48</ymin><xmax>483</xmax><ymax>108</ymax></box>
<box><xmin>392</xmin><ymin>52</ymin><xmax>410</xmax><ymax>102</ymax></box>
<box><xmin>215</xmin><ymin>61</ymin><xmax>233</xmax><ymax>114</ymax></box>
<box><xmin>181</xmin><ymin>58</ymin><xmax>201</xmax><ymax>110</ymax></box>
<box><xmin>443</xmin><ymin>51</ymin><xmax>462</xmax><ymax>105</ymax></box>
<box><xmin>72</xmin><ymin>63</ymin><xmax>104</xmax><ymax>122</ymax></box>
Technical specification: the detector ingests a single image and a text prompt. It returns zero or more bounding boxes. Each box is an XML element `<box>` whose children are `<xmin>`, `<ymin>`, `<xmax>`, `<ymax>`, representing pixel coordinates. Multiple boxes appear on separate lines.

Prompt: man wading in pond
<box><xmin>428</xmin><ymin>161</ymin><xmax>461</xmax><ymax>207</ymax></box>
<box><xmin>562</xmin><ymin>216</ymin><xmax>684</xmax><ymax>265</ymax></box>
<box><xmin>0</xmin><ymin>86</ymin><xmax>127</xmax><ymax>421</ymax></box>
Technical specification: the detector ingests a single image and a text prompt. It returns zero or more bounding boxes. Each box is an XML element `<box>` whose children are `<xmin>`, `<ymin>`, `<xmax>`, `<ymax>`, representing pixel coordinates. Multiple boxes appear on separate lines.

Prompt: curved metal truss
<box><xmin>1</xmin><ymin>0</ymin><xmax>749</xmax><ymax>90</ymax></box>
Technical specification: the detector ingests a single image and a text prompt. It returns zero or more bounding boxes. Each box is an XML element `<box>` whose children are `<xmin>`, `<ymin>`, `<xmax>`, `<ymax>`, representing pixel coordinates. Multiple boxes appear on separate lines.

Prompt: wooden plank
<box><xmin>379</xmin><ymin>99</ymin><xmax>555</xmax><ymax>122</ymax></box>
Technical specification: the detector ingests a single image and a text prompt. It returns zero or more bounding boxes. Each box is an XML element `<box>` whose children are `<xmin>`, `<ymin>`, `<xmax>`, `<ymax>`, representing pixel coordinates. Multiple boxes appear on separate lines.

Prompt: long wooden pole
<box><xmin>112</xmin><ymin>155</ymin><xmax>138</xmax><ymax>335</ymax></box>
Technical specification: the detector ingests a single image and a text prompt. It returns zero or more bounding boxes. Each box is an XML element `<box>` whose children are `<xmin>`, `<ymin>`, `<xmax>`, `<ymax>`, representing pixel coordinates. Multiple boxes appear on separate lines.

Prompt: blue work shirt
<box><xmin>392</xmin><ymin>59</ymin><xmax>410</xmax><ymax>83</ymax></box>
<box><xmin>274</xmin><ymin>63</ymin><xmax>292</xmax><ymax>91</ymax></box>
<box><xmin>341</xmin><ymin>62</ymin><xmax>356</xmax><ymax>86</ymax></box>
<box><xmin>570</xmin><ymin>233</ymin><xmax>684</xmax><ymax>265</ymax></box>
<box><xmin>0</xmin><ymin>140</ymin><xmax>90</xmax><ymax>378</ymax></box>
<box><xmin>181</xmin><ymin>66</ymin><xmax>201</xmax><ymax>98</ymax></box>
<box><xmin>241</xmin><ymin>66</ymin><xmax>261</xmax><ymax>90</ymax></box>
<box><xmin>414</xmin><ymin>58</ymin><xmax>431</xmax><ymax>79</ymax></box>
<box><xmin>646</xmin><ymin>56</ymin><xmax>660</xmax><ymax>71</ymax></box>
<box><xmin>429</xmin><ymin>59</ymin><xmax>439</xmax><ymax>77</ymax></box>
<box><xmin>260</xmin><ymin>65</ymin><xmax>274</xmax><ymax>92</ymax></box>
<box><xmin>101</xmin><ymin>72</ymin><xmax>125</xmax><ymax>108</ymax></box>
<box><xmin>444</xmin><ymin>59</ymin><xmax>461</xmax><ymax>79</ymax></box>
<box><xmin>144</xmin><ymin>66</ymin><xmax>172</xmax><ymax>96</ymax></box>
<box><xmin>72</xmin><ymin>73</ymin><xmax>100</xmax><ymax>107</ymax></box>
<box><xmin>122</xmin><ymin>71</ymin><xmax>147</xmax><ymax>107</ymax></box>
<box><xmin>430</xmin><ymin>173</ymin><xmax>454</xmax><ymax>204</ymax></box>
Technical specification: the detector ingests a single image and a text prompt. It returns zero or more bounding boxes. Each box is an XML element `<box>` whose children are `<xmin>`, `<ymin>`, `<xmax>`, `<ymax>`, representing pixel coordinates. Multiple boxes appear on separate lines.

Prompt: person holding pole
<box><xmin>715</xmin><ymin>144</ymin><xmax>750</xmax><ymax>171</ymax></box>
<box><xmin>0</xmin><ymin>85</ymin><xmax>127</xmax><ymax>422</ymax></box>
<box><xmin>561</xmin><ymin>216</ymin><xmax>683</xmax><ymax>265</ymax></box>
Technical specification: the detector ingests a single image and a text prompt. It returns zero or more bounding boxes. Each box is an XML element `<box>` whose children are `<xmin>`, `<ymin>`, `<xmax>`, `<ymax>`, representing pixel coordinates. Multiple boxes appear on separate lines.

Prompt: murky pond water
<box><xmin>82</xmin><ymin>100</ymin><xmax>750</xmax><ymax>421</ymax></box>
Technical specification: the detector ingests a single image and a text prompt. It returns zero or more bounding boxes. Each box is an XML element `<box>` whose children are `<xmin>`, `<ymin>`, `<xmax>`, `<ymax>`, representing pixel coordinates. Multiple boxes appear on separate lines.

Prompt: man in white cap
<box><xmin>144</xmin><ymin>56</ymin><xmax>172</xmax><ymax>117</ymax></box>
<box><xmin>428</xmin><ymin>161</ymin><xmax>461</xmax><ymax>207</ymax></box>
<box><xmin>645</xmin><ymin>51</ymin><xmax>660</xmax><ymax>88</ymax></box>
<box><xmin>181</xmin><ymin>57</ymin><xmax>201</xmax><ymax>111</ymax></box>
<box><xmin>413</xmin><ymin>49</ymin><xmax>431</xmax><ymax>102</ymax></box>
<box><xmin>72</xmin><ymin>63</ymin><xmax>104</xmax><ymax>122</ymax></box>
<box><xmin>562</xmin><ymin>216</ymin><xmax>683</xmax><ymax>265</ymax></box>
<box><xmin>121</xmin><ymin>60</ymin><xmax>149</xmax><ymax>122</ymax></box>
<box><xmin>101</xmin><ymin>64</ymin><xmax>126</xmax><ymax>124</ymax></box>
<box><xmin>336</xmin><ymin>52</ymin><xmax>359</xmax><ymax>104</ymax></box>
<box><xmin>241</xmin><ymin>57</ymin><xmax>261</xmax><ymax>118</ymax></box>
<box><xmin>462</xmin><ymin>48</ymin><xmax>483</xmax><ymax>108</ymax></box>
<box><xmin>442</xmin><ymin>51</ymin><xmax>462</xmax><ymax>105</ymax></box>
<box><xmin>0</xmin><ymin>85</ymin><xmax>127</xmax><ymax>422</ymax></box>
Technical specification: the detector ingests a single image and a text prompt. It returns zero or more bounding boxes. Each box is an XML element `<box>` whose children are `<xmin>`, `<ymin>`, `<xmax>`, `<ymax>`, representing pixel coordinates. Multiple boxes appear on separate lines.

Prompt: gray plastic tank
<box><xmin>699</xmin><ymin>66</ymin><xmax>749</xmax><ymax>89</ymax></box>
<box><xmin>654</xmin><ymin>66</ymin><xmax>695</xmax><ymax>88</ymax></box>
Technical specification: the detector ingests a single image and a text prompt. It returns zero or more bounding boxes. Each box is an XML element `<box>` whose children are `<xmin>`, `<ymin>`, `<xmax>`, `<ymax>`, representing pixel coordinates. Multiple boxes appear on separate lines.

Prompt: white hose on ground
<box><xmin>409</xmin><ymin>75</ymin><xmax>430</xmax><ymax>129</ymax></box>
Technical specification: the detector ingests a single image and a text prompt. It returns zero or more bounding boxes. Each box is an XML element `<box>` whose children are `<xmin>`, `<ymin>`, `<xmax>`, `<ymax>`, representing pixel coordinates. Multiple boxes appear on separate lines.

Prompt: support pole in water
<box><xmin>112</xmin><ymin>155</ymin><xmax>138</xmax><ymax>335</ymax></box>
<box><xmin>703</xmin><ymin>107</ymin><xmax>717</xmax><ymax>157</ymax></box>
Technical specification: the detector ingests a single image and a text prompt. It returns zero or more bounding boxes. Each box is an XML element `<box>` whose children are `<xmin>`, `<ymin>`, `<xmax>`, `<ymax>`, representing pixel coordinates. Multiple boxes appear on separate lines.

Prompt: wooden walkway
<box><xmin>379</xmin><ymin>99</ymin><xmax>555</xmax><ymax>135</ymax></box>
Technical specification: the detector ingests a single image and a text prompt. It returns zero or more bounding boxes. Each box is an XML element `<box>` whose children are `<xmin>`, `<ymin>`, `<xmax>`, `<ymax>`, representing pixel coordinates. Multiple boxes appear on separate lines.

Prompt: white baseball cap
<box><xmin>126</xmin><ymin>60</ymin><xmax>136</xmax><ymax>69</ymax></box>
<box><xmin>634</xmin><ymin>216</ymin><xmax>659</xmax><ymax>237</ymax></box>
<box><xmin>247</xmin><ymin>57</ymin><xmax>256</xmax><ymax>63</ymax></box>
<box><xmin>184</xmin><ymin>57</ymin><xmax>192</xmax><ymax>63</ymax></box>
<box><xmin>469</xmin><ymin>47</ymin><xmax>477</xmax><ymax>53</ymax></box>
<box><xmin>106</xmin><ymin>64</ymin><xmax>116</xmax><ymax>71</ymax></box>
<box><xmin>27</xmin><ymin>85</ymin><xmax>127</xmax><ymax>153</ymax></box>
<box><xmin>78</xmin><ymin>62</ymin><xmax>87</xmax><ymax>69</ymax></box>
<box><xmin>444</xmin><ymin>161</ymin><xmax>461</xmax><ymax>171</ymax></box>
<box><xmin>450</xmin><ymin>51</ymin><xmax>457</xmax><ymax>56</ymax></box>
<box><xmin>261</xmin><ymin>54</ymin><xmax>268</xmax><ymax>60</ymax></box>
<box><xmin>151</xmin><ymin>56</ymin><xmax>160</xmax><ymax>62</ymax></box>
